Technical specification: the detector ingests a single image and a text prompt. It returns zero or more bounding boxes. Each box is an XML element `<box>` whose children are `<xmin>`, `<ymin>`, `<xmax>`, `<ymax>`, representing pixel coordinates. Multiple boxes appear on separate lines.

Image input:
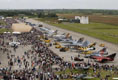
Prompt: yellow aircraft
<box><xmin>77</xmin><ymin>42</ymin><xmax>96</xmax><ymax>54</ymax></box>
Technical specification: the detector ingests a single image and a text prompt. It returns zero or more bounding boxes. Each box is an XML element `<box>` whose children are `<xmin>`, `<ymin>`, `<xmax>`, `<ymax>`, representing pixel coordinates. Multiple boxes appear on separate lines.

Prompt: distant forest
<box><xmin>42</xmin><ymin>9</ymin><xmax>118</xmax><ymax>15</ymax></box>
<box><xmin>0</xmin><ymin>9</ymin><xmax>118</xmax><ymax>17</ymax></box>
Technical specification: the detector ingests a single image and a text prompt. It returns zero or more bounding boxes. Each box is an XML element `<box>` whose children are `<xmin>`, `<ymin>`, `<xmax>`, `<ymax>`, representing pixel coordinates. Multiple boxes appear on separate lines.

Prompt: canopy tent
<box><xmin>12</xmin><ymin>23</ymin><xmax>32</xmax><ymax>32</ymax></box>
<box><xmin>12</xmin><ymin>32</ymin><xmax>21</xmax><ymax>34</ymax></box>
<box><xmin>4</xmin><ymin>32</ymin><xmax>11</xmax><ymax>34</ymax></box>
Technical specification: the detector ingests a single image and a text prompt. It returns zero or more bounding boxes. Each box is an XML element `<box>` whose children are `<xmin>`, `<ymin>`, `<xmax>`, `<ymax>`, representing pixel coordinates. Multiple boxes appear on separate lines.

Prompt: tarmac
<box><xmin>26</xmin><ymin>18</ymin><xmax>118</xmax><ymax>66</ymax></box>
<box><xmin>0</xmin><ymin>18</ymin><xmax>118</xmax><ymax>70</ymax></box>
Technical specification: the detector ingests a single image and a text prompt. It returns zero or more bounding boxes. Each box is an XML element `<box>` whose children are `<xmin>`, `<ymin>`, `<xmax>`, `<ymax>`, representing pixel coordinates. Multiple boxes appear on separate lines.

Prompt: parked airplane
<box><xmin>9</xmin><ymin>41</ymin><xmax>20</xmax><ymax>47</ymax></box>
<box><xmin>75</xmin><ymin>74</ymin><xmax>94</xmax><ymax>80</ymax></box>
<box><xmin>76</xmin><ymin>42</ymin><xmax>96</xmax><ymax>54</ymax></box>
<box><xmin>84</xmin><ymin>47</ymin><xmax>108</xmax><ymax>57</ymax></box>
<box><xmin>65</xmin><ymin>40</ymin><xmax>96</xmax><ymax>52</ymax></box>
<box><xmin>92</xmin><ymin>53</ymin><xmax>116</xmax><ymax>63</ymax></box>
<box><xmin>39</xmin><ymin>27</ymin><xmax>49</xmax><ymax>32</ymax></box>
<box><xmin>54</xmin><ymin>33</ymin><xmax>70</xmax><ymax>41</ymax></box>
<box><xmin>39</xmin><ymin>27</ymin><xmax>58</xmax><ymax>37</ymax></box>
<box><xmin>45</xmin><ymin>30</ymin><xmax>58</xmax><ymax>37</ymax></box>
<box><xmin>63</xmin><ymin>37</ymin><xmax>84</xmax><ymax>44</ymax></box>
<box><xmin>64</xmin><ymin>40</ymin><xmax>89</xmax><ymax>47</ymax></box>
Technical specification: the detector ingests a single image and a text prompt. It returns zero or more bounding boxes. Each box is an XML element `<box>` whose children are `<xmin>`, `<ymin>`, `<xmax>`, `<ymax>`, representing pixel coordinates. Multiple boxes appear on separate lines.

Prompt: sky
<box><xmin>0</xmin><ymin>0</ymin><xmax>118</xmax><ymax>9</ymax></box>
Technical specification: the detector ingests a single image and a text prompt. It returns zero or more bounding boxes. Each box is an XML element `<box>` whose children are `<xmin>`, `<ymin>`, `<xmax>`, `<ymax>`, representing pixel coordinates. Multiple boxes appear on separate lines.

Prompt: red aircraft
<box><xmin>91</xmin><ymin>53</ymin><xmax>116</xmax><ymax>63</ymax></box>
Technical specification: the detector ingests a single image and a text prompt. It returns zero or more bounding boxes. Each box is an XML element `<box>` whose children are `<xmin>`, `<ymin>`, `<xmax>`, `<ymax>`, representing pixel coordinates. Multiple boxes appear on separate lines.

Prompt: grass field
<box><xmin>57</xmin><ymin>14</ymin><xmax>118</xmax><ymax>25</ymax></box>
<box><xmin>38</xmin><ymin>17</ymin><xmax>118</xmax><ymax>44</ymax></box>
<box><xmin>0</xmin><ymin>20</ymin><xmax>7</xmax><ymax>26</ymax></box>
<box><xmin>0</xmin><ymin>28</ymin><xmax>11</xmax><ymax>33</ymax></box>
<box><xmin>51</xmin><ymin>23</ymin><xmax>118</xmax><ymax>44</ymax></box>
<box><xmin>55</xmin><ymin>68</ymin><xmax>118</xmax><ymax>80</ymax></box>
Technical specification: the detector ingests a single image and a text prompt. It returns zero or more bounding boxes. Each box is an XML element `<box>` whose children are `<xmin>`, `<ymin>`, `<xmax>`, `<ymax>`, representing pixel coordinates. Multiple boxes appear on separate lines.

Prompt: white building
<box><xmin>75</xmin><ymin>16</ymin><xmax>89</xmax><ymax>24</ymax></box>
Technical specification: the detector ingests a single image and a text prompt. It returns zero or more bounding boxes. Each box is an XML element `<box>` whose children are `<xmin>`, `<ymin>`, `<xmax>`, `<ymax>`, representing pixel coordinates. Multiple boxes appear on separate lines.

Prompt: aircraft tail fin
<box><xmin>100</xmin><ymin>47</ymin><xmax>107</xmax><ymax>55</ymax></box>
<box><xmin>107</xmin><ymin>53</ymin><xmax>116</xmax><ymax>60</ymax></box>
<box><xmin>89</xmin><ymin>42</ymin><xmax>96</xmax><ymax>48</ymax></box>
<box><xmin>54</xmin><ymin>30</ymin><xmax>58</xmax><ymax>34</ymax></box>
<box><xmin>77</xmin><ymin>37</ymin><xmax>84</xmax><ymax>43</ymax></box>
<box><xmin>62</xmin><ymin>33</ymin><xmax>65</xmax><ymax>35</ymax></box>
<box><xmin>66</xmin><ymin>33</ymin><xmax>70</xmax><ymax>38</ymax></box>
<box><xmin>82</xmin><ymin>41</ymin><xmax>90</xmax><ymax>47</ymax></box>
<box><xmin>69</xmin><ymin>36</ymin><xmax>73</xmax><ymax>40</ymax></box>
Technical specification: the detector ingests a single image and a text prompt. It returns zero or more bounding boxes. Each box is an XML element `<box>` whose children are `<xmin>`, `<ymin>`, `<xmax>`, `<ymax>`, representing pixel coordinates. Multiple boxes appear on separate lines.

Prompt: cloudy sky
<box><xmin>0</xmin><ymin>0</ymin><xmax>118</xmax><ymax>9</ymax></box>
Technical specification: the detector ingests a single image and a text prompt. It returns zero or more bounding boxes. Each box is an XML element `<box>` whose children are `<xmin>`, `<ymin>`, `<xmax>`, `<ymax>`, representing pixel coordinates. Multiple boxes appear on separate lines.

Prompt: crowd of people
<box><xmin>0</xmin><ymin>18</ymin><xmax>17</xmax><ymax>28</ymax></box>
<box><xmin>0</xmin><ymin>26</ymin><xmax>118</xmax><ymax>80</ymax></box>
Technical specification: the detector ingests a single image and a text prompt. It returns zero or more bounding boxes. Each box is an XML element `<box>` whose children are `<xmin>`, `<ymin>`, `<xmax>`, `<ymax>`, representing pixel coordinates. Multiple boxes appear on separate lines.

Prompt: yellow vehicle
<box><xmin>82</xmin><ymin>51</ymin><xmax>92</xmax><ymax>54</ymax></box>
<box><xmin>55</xmin><ymin>45</ymin><xmax>62</xmax><ymax>48</ymax></box>
<box><xmin>60</xmin><ymin>47</ymin><xmax>69</xmax><ymax>52</ymax></box>
<box><xmin>53</xmin><ymin>42</ymin><xmax>60</xmax><ymax>45</ymax></box>
<box><xmin>99</xmin><ymin>44</ymin><xmax>105</xmax><ymax>47</ymax></box>
<box><xmin>40</xmin><ymin>35</ymin><xmax>45</xmax><ymax>39</ymax></box>
<box><xmin>44</xmin><ymin>40</ymin><xmax>51</xmax><ymax>43</ymax></box>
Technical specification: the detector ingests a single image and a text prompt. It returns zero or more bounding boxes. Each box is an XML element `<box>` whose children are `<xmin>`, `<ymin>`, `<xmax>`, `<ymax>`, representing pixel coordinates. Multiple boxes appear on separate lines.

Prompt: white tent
<box><xmin>12</xmin><ymin>23</ymin><xmax>32</xmax><ymax>32</ymax></box>
<box><xmin>12</xmin><ymin>32</ymin><xmax>21</xmax><ymax>34</ymax></box>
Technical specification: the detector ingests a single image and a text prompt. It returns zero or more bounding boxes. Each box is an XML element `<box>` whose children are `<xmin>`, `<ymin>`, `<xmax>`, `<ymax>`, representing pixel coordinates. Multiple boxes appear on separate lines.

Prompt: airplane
<box><xmin>75</xmin><ymin>74</ymin><xmax>94</xmax><ymax>80</ymax></box>
<box><xmin>45</xmin><ymin>30</ymin><xmax>58</xmax><ymax>37</ymax></box>
<box><xmin>39</xmin><ymin>27</ymin><xmax>49</xmax><ymax>32</ymax></box>
<box><xmin>65</xmin><ymin>40</ymin><xmax>96</xmax><ymax>52</ymax></box>
<box><xmin>54</xmin><ymin>33</ymin><xmax>71</xmax><ymax>41</ymax></box>
<box><xmin>91</xmin><ymin>53</ymin><xmax>116</xmax><ymax>63</ymax></box>
<box><xmin>62</xmin><ymin>37</ymin><xmax>84</xmax><ymax>44</ymax></box>
<box><xmin>84</xmin><ymin>47</ymin><xmax>108</xmax><ymax>58</ymax></box>
<box><xmin>77</xmin><ymin>66</ymin><xmax>90</xmax><ymax>70</ymax></box>
<box><xmin>78</xmin><ymin>42</ymin><xmax>96</xmax><ymax>52</ymax></box>
<box><xmin>39</xmin><ymin>27</ymin><xmax>58</xmax><ymax>37</ymax></box>
<box><xmin>9</xmin><ymin>41</ymin><xmax>20</xmax><ymax>47</ymax></box>
<box><xmin>39</xmin><ymin>27</ymin><xmax>54</xmax><ymax>33</ymax></box>
<box><xmin>64</xmin><ymin>40</ymin><xmax>89</xmax><ymax>47</ymax></box>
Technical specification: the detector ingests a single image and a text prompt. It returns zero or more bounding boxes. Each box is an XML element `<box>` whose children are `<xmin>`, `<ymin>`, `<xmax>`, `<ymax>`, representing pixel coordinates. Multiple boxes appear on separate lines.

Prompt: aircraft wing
<box><xmin>81</xmin><ymin>40</ymin><xmax>90</xmax><ymax>47</ymax></box>
<box><xmin>96</xmin><ymin>58</ymin><xmax>109</xmax><ymax>63</ymax></box>
<box><xmin>64</xmin><ymin>43</ymin><xmax>82</xmax><ymax>47</ymax></box>
<box><xmin>61</xmin><ymin>39</ymin><xmax>73</xmax><ymax>43</ymax></box>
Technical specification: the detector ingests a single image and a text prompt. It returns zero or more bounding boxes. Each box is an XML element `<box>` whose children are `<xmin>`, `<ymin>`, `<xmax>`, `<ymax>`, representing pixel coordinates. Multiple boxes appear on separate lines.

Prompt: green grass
<box><xmin>0</xmin><ymin>28</ymin><xmax>11</xmax><ymax>33</ymax></box>
<box><xmin>55</xmin><ymin>68</ymin><xmax>118</xmax><ymax>80</ymax></box>
<box><xmin>0</xmin><ymin>20</ymin><xmax>7</xmax><ymax>26</ymax></box>
<box><xmin>51</xmin><ymin>23</ymin><xmax>118</xmax><ymax>44</ymax></box>
<box><xmin>37</xmin><ymin>18</ymin><xmax>118</xmax><ymax>44</ymax></box>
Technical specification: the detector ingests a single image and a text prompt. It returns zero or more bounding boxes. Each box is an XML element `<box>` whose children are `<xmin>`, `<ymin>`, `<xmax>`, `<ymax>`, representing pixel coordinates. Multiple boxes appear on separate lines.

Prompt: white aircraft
<box><xmin>39</xmin><ymin>27</ymin><xmax>57</xmax><ymax>37</ymax></box>
<box><xmin>9</xmin><ymin>41</ymin><xmax>20</xmax><ymax>47</ymax></box>
<box><xmin>45</xmin><ymin>30</ymin><xmax>58</xmax><ymax>37</ymax></box>
<box><xmin>39</xmin><ymin>27</ymin><xmax>49</xmax><ymax>32</ymax></box>
<box><xmin>64</xmin><ymin>40</ymin><xmax>89</xmax><ymax>47</ymax></box>
<box><xmin>61</xmin><ymin>37</ymin><xmax>84</xmax><ymax>44</ymax></box>
<box><xmin>54</xmin><ymin>33</ymin><xmax>71</xmax><ymax>41</ymax></box>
